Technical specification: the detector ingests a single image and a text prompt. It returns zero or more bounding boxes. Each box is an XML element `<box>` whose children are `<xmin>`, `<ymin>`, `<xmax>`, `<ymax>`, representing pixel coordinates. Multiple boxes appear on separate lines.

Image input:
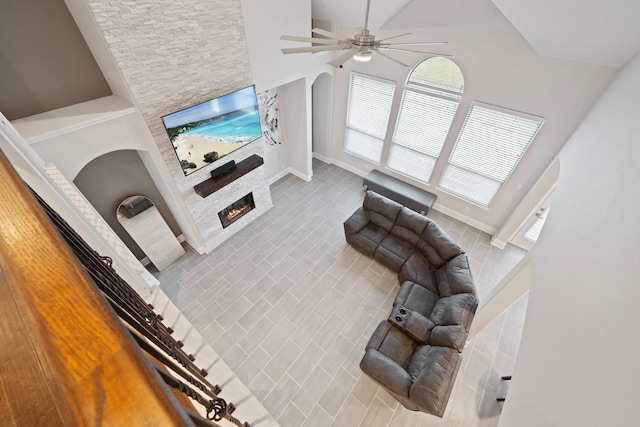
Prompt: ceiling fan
<box><xmin>280</xmin><ymin>0</ymin><xmax>453</xmax><ymax>67</ymax></box>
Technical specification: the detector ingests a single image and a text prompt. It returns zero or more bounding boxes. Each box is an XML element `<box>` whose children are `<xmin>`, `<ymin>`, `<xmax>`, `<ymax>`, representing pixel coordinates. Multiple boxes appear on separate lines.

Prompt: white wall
<box><xmin>17</xmin><ymin>106</ymin><xmax>146</xmax><ymax>180</ymax></box>
<box><xmin>326</xmin><ymin>0</ymin><xmax>616</xmax><ymax>233</ymax></box>
<box><xmin>263</xmin><ymin>143</ymin><xmax>289</xmax><ymax>183</ymax></box>
<box><xmin>279</xmin><ymin>78</ymin><xmax>311</xmax><ymax>180</ymax></box>
<box><xmin>499</xmin><ymin>51</ymin><xmax>640</xmax><ymax>427</ymax></box>
<box><xmin>240</xmin><ymin>0</ymin><xmax>311</xmax><ymax>92</ymax></box>
<box><xmin>312</xmin><ymin>73</ymin><xmax>333</xmax><ymax>160</ymax></box>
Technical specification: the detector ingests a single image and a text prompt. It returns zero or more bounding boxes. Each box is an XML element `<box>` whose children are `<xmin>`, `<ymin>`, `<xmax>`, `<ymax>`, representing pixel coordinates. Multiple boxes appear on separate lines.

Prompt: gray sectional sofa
<box><xmin>344</xmin><ymin>191</ymin><xmax>478</xmax><ymax>417</ymax></box>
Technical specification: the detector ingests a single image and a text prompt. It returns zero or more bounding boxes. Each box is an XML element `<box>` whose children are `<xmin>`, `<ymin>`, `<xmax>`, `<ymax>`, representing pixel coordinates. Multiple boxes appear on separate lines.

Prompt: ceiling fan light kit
<box><xmin>354</xmin><ymin>50</ymin><xmax>373</xmax><ymax>62</ymax></box>
<box><xmin>280</xmin><ymin>0</ymin><xmax>452</xmax><ymax>67</ymax></box>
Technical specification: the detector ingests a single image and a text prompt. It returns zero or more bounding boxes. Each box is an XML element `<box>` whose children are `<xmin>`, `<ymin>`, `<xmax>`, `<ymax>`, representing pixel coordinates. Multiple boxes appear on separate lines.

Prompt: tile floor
<box><xmin>154</xmin><ymin>160</ymin><xmax>528</xmax><ymax>427</ymax></box>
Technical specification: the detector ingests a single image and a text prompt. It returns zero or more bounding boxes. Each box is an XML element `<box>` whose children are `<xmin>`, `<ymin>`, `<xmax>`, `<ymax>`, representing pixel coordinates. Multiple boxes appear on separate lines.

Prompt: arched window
<box><xmin>407</xmin><ymin>57</ymin><xmax>464</xmax><ymax>96</ymax></box>
<box><xmin>386</xmin><ymin>57</ymin><xmax>464</xmax><ymax>183</ymax></box>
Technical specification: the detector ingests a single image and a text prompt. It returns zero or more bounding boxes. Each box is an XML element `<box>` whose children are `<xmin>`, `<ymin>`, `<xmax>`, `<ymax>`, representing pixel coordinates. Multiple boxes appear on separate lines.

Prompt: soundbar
<box><xmin>211</xmin><ymin>160</ymin><xmax>237</xmax><ymax>180</ymax></box>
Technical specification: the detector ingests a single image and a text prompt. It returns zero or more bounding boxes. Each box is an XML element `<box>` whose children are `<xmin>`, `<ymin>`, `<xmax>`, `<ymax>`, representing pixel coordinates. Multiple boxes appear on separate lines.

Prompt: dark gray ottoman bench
<box><xmin>363</xmin><ymin>170</ymin><xmax>437</xmax><ymax>215</ymax></box>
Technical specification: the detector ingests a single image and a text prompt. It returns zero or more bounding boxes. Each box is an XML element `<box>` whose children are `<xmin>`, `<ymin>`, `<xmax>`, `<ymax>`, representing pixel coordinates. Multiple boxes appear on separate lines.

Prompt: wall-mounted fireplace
<box><xmin>218</xmin><ymin>193</ymin><xmax>255</xmax><ymax>229</ymax></box>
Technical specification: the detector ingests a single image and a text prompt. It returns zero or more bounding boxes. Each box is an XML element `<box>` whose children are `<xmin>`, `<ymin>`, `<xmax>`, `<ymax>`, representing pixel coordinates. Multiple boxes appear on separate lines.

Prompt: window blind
<box><xmin>387</xmin><ymin>90</ymin><xmax>459</xmax><ymax>182</ymax></box>
<box><xmin>440</xmin><ymin>103</ymin><xmax>544</xmax><ymax>207</ymax></box>
<box><xmin>344</xmin><ymin>73</ymin><xmax>395</xmax><ymax>163</ymax></box>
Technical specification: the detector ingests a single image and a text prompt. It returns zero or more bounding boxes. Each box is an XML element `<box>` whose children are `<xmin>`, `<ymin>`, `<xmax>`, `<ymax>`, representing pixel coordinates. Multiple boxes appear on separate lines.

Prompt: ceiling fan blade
<box><xmin>281</xmin><ymin>45</ymin><xmax>347</xmax><ymax>54</ymax></box>
<box><xmin>328</xmin><ymin>50</ymin><xmax>358</xmax><ymax>67</ymax></box>
<box><xmin>377</xmin><ymin>32</ymin><xmax>412</xmax><ymax>42</ymax></box>
<box><xmin>311</xmin><ymin>28</ymin><xmax>345</xmax><ymax>40</ymax></box>
<box><xmin>382</xmin><ymin>47</ymin><xmax>455</xmax><ymax>58</ymax></box>
<box><xmin>280</xmin><ymin>35</ymin><xmax>340</xmax><ymax>45</ymax></box>
<box><xmin>374</xmin><ymin>50</ymin><xmax>411</xmax><ymax>67</ymax></box>
<box><xmin>385</xmin><ymin>42</ymin><xmax>448</xmax><ymax>46</ymax></box>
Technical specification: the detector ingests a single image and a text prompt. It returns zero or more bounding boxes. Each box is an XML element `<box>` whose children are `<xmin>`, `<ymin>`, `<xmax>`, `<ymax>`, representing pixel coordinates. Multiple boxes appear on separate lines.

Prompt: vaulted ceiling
<box><xmin>312</xmin><ymin>0</ymin><xmax>640</xmax><ymax>68</ymax></box>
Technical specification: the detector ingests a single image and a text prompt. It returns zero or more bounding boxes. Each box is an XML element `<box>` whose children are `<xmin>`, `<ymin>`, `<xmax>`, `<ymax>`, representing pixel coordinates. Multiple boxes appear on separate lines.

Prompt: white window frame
<box><xmin>439</xmin><ymin>101</ymin><xmax>544</xmax><ymax>207</ymax></box>
<box><xmin>343</xmin><ymin>73</ymin><xmax>396</xmax><ymax>163</ymax></box>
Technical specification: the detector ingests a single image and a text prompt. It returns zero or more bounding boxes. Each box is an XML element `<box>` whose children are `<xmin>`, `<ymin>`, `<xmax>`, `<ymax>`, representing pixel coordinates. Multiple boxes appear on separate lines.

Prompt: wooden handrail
<box><xmin>0</xmin><ymin>149</ymin><xmax>198</xmax><ymax>425</ymax></box>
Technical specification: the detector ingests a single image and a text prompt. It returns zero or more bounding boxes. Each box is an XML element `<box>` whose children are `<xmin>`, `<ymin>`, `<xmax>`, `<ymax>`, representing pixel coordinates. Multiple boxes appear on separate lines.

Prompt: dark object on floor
<box><xmin>497</xmin><ymin>375</ymin><xmax>512</xmax><ymax>402</ymax></box>
<box><xmin>363</xmin><ymin>170</ymin><xmax>437</xmax><ymax>215</ymax></box>
<box><xmin>344</xmin><ymin>191</ymin><xmax>478</xmax><ymax>417</ymax></box>
<box><xmin>117</xmin><ymin>195</ymin><xmax>153</xmax><ymax>218</ymax></box>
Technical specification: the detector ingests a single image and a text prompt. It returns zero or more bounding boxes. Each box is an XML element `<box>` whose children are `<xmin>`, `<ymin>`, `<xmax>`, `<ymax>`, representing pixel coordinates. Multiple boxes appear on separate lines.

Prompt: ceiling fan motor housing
<box><xmin>354</xmin><ymin>29</ymin><xmax>376</xmax><ymax>48</ymax></box>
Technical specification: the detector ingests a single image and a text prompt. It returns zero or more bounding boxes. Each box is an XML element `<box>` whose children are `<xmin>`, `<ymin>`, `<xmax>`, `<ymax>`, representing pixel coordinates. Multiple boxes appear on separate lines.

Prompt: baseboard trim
<box><xmin>312</xmin><ymin>152</ymin><xmax>331</xmax><ymax>163</ymax></box>
<box><xmin>432</xmin><ymin>202</ymin><xmax>497</xmax><ymax>236</ymax></box>
<box><xmin>268</xmin><ymin>168</ymin><xmax>292</xmax><ymax>184</ymax></box>
<box><xmin>268</xmin><ymin>167</ymin><xmax>312</xmax><ymax>184</ymax></box>
<box><xmin>326</xmin><ymin>158</ymin><xmax>368</xmax><ymax>178</ymax></box>
<box><xmin>290</xmin><ymin>168</ymin><xmax>312</xmax><ymax>182</ymax></box>
<box><xmin>490</xmin><ymin>237</ymin><xmax>507</xmax><ymax>249</ymax></box>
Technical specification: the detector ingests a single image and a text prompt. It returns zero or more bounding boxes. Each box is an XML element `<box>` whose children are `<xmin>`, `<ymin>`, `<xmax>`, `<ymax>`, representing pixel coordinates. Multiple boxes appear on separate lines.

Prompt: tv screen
<box><xmin>161</xmin><ymin>85</ymin><xmax>263</xmax><ymax>176</ymax></box>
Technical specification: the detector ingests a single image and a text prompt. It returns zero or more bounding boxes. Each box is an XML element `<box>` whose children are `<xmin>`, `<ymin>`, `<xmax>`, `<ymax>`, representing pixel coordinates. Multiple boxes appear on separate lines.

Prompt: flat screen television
<box><xmin>161</xmin><ymin>85</ymin><xmax>262</xmax><ymax>176</ymax></box>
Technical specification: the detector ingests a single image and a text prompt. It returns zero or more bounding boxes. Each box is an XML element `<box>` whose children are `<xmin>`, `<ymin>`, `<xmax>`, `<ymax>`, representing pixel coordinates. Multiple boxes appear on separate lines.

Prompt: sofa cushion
<box><xmin>399</xmin><ymin>253</ymin><xmax>439</xmax><ymax>294</ymax></box>
<box><xmin>374</xmin><ymin>207</ymin><xmax>430</xmax><ymax>271</ymax></box>
<box><xmin>390</xmin><ymin>207</ymin><xmax>429</xmax><ymax>244</ymax></box>
<box><xmin>430</xmin><ymin>293</ymin><xmax>478</xmax><ymax>331</ymax></box>
<box><xmin>393</xmin><ymin>281</ymin><xmax>440</xmax><ymax>319</ymax></box>
<box><xmin>350</xmin><ymin>223</ymin><xmax>389</xmax><ymax>256</ymax></box>
<box><xmin>417</xmin><ymin>222</ymin><xmax>463</xmax><ymax>268</ymax></box>
<box><xmin>367</xmin><ymin>321</ymin><xmax>417</xmax><ymax>370</ymax></box>
<box><xmin>364</xmin><ymin>191</ymin><xmax>402</xmax><ymax>232</ymax></box>
<box><xmin>375</xmin><ymin>234</ymin><xmax>415</xmax><ymax>272</ymax></box>
<box><xmin>436</xmin><ymin>254</ymin><xmax>477</xmax><ymax>297</ymax></box>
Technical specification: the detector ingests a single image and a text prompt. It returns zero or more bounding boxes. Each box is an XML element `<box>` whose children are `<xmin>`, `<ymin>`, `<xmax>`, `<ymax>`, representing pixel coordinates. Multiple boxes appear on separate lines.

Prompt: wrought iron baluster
<box><xmin>35</xmin><ymin>194</ymin><xmax>175</xmax><ymax>339</ymax></box>
<box><xmin>155</xmin><ymin>369</ymin><xmax>249</xmax><ymax>427</ymax></box>
<box><xmin>107</xmin><ymin>295</ymin><xmax>213</xmax><ymax>385</ymax></box>
<box><xmin>33</xmin><ymin>192</ymin><xmax>198</xmax><ymax>367</ymax></box>
<box><xmin>130</xmin><ymin>330</ymin><xmax>221</xmax><ymax>397</ymax></box>
<box><xmin>30</xmin><ymin>189</ymin><xmax>250</xmax><ymax>427</ymax></box>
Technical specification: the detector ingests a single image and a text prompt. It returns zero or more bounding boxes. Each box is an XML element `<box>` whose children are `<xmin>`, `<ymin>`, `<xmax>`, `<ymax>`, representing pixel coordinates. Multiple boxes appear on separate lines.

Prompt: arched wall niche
<box><xmin>74</xmin><ymin>149</ymin><xmax>182</xmax><ymax>261</ymax></box>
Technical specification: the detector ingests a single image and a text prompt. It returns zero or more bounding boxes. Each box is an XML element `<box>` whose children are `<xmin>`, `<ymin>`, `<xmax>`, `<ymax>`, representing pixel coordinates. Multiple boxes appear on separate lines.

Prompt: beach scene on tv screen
<box><xmin>162</xmin><ymin>86</ymin><xmax>262</xmax><ymax>175</ymax></box>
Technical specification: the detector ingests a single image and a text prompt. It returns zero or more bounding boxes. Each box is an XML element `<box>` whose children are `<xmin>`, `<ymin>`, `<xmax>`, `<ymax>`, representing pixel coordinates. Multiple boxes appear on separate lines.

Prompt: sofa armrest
<box><xmin>360</xmin><ymin>349</ymin><xmax>412</xmax><ymax>398</ymax></box>
<box><xmin>409</xmin><ymin>346</ymin><xmax>461</xmax><ymax>417</ymax></box>
<box><xmin>365</xmin><ymin>321</ymin><xmax>389</xmax><ymax>351</ymax></box>
<box><xmin>429</xmin><ymin>325</ymin><xmax>468</xmax><ymax>352</ymax></box>
<box><xmin>344</xmin><ymin>207</ymin><xmax>369</xmax><ymax>235</ymax></box>
<box><xmin>388</xmin><ymin>304</ymin><xmax>435</xmax><ymax>344</ymax></box>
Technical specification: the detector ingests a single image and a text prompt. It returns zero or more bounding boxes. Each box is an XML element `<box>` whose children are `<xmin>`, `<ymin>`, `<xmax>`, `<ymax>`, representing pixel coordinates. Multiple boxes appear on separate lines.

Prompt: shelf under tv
<box><xmin>193</xmin><ymin>154</ymin><xmax>264</xmax><ymax>198</ymax></box>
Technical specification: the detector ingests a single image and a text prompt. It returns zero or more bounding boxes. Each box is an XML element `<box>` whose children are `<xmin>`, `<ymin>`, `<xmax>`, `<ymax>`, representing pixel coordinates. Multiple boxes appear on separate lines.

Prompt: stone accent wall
<box><xmin>85</xmin><ymin>0</ymin><xmax>272</xmax><ymax>250</ymax></box>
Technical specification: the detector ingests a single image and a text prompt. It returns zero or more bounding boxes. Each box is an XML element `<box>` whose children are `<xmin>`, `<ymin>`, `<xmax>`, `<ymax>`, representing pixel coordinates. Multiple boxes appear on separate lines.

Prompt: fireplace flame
<box><xmin>226</xmin><ymin>204</ymin><xmax>250</xmax><ymax>222</ymax></box>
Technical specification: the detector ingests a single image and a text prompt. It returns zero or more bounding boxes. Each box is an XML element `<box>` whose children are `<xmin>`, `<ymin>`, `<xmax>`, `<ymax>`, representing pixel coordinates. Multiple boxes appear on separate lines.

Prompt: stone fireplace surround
<box><xmin>190</xmin><ymin>144</ymin><xmax>273</xmax><ymax>252</ymax></box>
